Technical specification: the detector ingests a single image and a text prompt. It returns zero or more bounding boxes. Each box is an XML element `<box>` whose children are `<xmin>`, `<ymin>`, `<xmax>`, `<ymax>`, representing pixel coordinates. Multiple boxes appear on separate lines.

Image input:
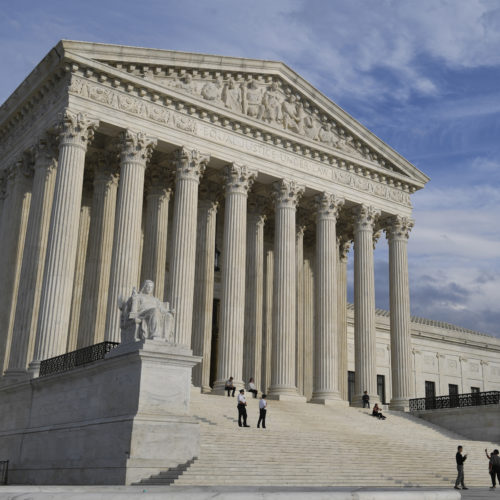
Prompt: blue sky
<box><xmin>1</xmin><ymin>0</ymin><xmax>499</xmax><ymax>336</ymax></box>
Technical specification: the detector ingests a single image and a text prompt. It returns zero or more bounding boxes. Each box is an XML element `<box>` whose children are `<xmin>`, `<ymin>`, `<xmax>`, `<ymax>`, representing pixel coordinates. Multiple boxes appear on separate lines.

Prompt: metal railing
<box><xmin>39</xmin><ymin>342</ymin><xmax>120</xmax><ymax>377</ymax></box>
<box><xmin>409</xmin><ymin>390</ymin><xmax>500</xmax><ymax>411</ymax></box>
<box><xmin>0</xmin><ymin>460</ymin><xmax>8</xmax><ymax>485</ymax></box>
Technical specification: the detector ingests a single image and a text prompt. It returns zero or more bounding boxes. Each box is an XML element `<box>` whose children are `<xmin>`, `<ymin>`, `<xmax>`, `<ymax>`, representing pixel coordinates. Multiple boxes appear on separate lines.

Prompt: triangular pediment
<box><xmin>1</xmin><ymin>40</ymin><xmax>428</xmax><ymax>188</ymax></box>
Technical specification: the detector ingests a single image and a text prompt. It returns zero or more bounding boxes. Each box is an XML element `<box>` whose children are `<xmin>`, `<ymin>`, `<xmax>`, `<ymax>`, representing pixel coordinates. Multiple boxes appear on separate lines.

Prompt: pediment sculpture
<box><xmin>119</xmin><ymin>280</ymin><xmax>175</xmax><ymax>344</ymax></box>
<box><xmin>153</xmin><ymin>73</ymin><xmax>378</xmax><ymax>163</ymax></box>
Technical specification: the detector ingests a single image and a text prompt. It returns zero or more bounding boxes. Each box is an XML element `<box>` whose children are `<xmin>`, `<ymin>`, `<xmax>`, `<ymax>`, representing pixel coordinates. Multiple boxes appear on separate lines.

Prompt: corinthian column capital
<box><xmin>385</xmin><ymin>215</ymin><xmax>414</xmax><ymax>241</ymax></box>
<box><xmin>34</xmin><ymin>133</ymin><xmax>58</xmax><ymax>174</ymax></box>
<box><xmin>224</xmin><ymin>163</ymin><xmax>256</xmax><ymax>194</ymax></box>
<box><xmin>352</xmin><ymin>204</ymin><xmax>380</xmax><ymax>231</ymax></box>
<box><xmin>172</xmin><ymin>147</ymin><xmax>210</xmax><ymax>182</ymax></box>
<box><xmin>337</xmin><ymin>236</ymin><xmax>352</xmax><ymax>263</ymax></box>
<box><xmin>273</xmin><ymin>179</ymin><xmax>304</xmax><ymax>208</ymax></box>
<box><xmin>118</xmin><ymin>130</ymin><xmax>157</xmax><ymax>165</ymax></box>
<box><xmin>315</xmin><ymin>192</ymin><xmax>344</xmax><ymax>220</ymax></box>
<box><xmin>57</xmin><ymin>109</ymin><xmax>99</xmax><ymax>150</ymax></box>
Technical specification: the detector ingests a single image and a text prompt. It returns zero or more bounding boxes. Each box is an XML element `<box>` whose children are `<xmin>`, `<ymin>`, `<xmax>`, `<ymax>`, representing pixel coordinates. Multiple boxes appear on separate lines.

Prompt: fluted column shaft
<box><xmin>105</xmin><ymin>130</ymin><xmax>156</xmax><ymax>342</ymax></box>
<box><xmin>387</xmin><ymin>216</ymin><xmax>415</xmax><ymax>410</ymax></box>
<box><xmin>295</xmin><ymin>225</ymin><xmax>305</xmax><ymax>395</ymax></box>
<box><xmin>168</xmin><ymin>148</ymin><xmax>209</xmax><ymax>346</ymax></box>
<box><xmin>141</xmin><ymin>165</ymin><xmax>171</xmax><ymax>299</ymax></box>
<box><xmin>67</xmin><ymin>190</ymin><xmax>92</xmax><ymax>351</ymax></box>
<box><xmin>261</xmin><ymin>247</ymin><xmax>273</xmax><ymax>393</ymax></box>
<box><xmin>312</xmin><ymin>193</ymin><xmax>345</xmax><ymax>404</ymax></box>
<box><xmin>243</xmin><ymin>211</ymin><xmax>265</xmax><ymax>389</ymax></box>
<box><xmin>303</xmin><ymin>254</ymin><xmax>315</xmax><ymax>401</ymax></box>
<box><xmin>77</xmin><ymin>158</ymin><xmax>119</xmax><ymax>347</ymax></box>
<box><xmin>31</xmin><ymin>111</ymin><xmax>98</xmax><ymax>371</ymax></box>
<box><xmin>269</xmin><ymin>180</ymin><xmax>305</xmax><ymax>400</ymax></box>
<box><xmin>352</xmin><ymin>205</ymin><xmax>380</xmax><ymax>406</ymax></box>
<box><xmin>192</xmin><ymin>197</ymin><xmax>218</xmax><ymax>390</ymax></box>
<box><xmin>214</xmin><ymin>164</ymin><xmax>255</xmax><ymax>391</ymax></box>
<box><xmin>6</xmin><ymin>138</ymin><xmax>58</xmax><ymax>377</ymax></box>
<box><xmin>337</xmin><ymin>238</ymin><xmax>351</xmax><ymax>401</ymax></box>
<box><xmin>0</xmin><ymin>162</ymin><xmax>33</xmax><ymax>373</ymax></box>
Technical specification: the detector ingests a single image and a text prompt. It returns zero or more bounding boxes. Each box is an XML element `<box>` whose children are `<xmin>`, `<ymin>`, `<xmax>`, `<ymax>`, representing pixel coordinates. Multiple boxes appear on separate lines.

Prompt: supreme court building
<box><xmin>1</xmin><ymin>40</ymin><xmax>500</xmax><ymax>415</ymax></box>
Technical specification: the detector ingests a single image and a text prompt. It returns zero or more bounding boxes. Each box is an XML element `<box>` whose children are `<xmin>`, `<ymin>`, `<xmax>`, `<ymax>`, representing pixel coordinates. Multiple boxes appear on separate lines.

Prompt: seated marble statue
<box><xmin>119</xmin><ymin>280</ymin><xmax>175</xmax><ymax>344</ymax></box>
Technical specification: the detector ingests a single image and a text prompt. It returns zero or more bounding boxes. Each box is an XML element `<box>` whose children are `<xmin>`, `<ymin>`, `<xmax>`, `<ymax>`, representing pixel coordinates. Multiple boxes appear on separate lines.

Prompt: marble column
<box><xmin>261</xmin><ymin>246</ymin><xmax>273</xmax><ymax>394</ymax></box>
<box><xmin>191</xmin><ymin>193</ymin><xmax>219</xmax><ymax>391</ymax></box>
<box><xmin>303</xmin><ymin>253</ymin><xmax>315</xmax><ymax>401</ymax></box>
<box><xmin>214</xmin><ymin>164</ymin><xmax>255</xmax><ymax>392</ymax></box>
<box><xmin>30</xmin><ymin>111</ymin><xmax>98</xmax><ymax>373</ymax></box>
<box><xmin>168</xmin><ymin>147</ymin><xmax>210</xmax><ymax>346</ymax></box>
<box><xmin>0</xmin><ymin>158</ymin><xmax>34</xmax><ymax>373</ymax></box>
<box><xmin>386</xmin><ymin>215</ymin><xmax>415</xmax><ymax>410</ymax></box>
<box><xmin>295</xmin><ymin>224</ymin><xmax>305</xmax><ymax>395</ymax></box>
<box><xmin>243</xmin><ymin>206</ymin><xmax>265</xmax><ymax>390</ymax></box>
<box><xmin>312</xmin><ymin>192</ymin><xmax>345</xmax><ymax>405</ymax></box>
<box><xmin>105</xmin><ymin>130</ymin><xmax>156</xmax><ymax>342</ymax></box>
<box><xmin>352</xmin><ymin>204</ymin><xmax>380</xmax><ymax>406</ymax></box>
<box><xmin>5</xmin><ymin>136</ymin><xmax>58</xmax><ymax>378</ymax></box>
<box><xmin>77</xmin><ymin>153</ymin><xmax>119</xmax><ymax>347</ymax></box>
<box><xmin>337</xmin><ymin>237</ymin><xmax>351</xmax><ymax>401</ymax></box>
<box><xmin>269</xmin><ymin>179</ymin><xmax>305</xmax><ymax>401</ymax></box>
<box><xmin>140</xmin><ymin>164</ymin><xmax>172</xmax><ymax>299</ymax></box>
<box><xmin>66</xmin><ymin>183</ymin><xmax>92</xmax><ymax>351</ymax></box>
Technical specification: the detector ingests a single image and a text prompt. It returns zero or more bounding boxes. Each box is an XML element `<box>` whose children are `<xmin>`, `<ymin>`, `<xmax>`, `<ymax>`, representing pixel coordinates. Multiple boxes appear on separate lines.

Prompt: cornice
<box><xmin>58</xmin><ymin>41</ymin><xmax>429</xmax><ymax>186</ymax></box>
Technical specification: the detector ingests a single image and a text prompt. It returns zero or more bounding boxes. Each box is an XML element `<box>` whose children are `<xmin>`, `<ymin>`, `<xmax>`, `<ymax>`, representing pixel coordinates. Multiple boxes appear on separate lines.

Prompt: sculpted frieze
<box><xmin>68</xmin><ymin>75</ymin><xmax>411</xmax><ymax>207</ymax></box>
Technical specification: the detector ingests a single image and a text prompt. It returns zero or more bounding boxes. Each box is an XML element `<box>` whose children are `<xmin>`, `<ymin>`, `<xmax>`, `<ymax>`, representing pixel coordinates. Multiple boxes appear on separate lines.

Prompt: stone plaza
<box><xmin>0</xmin><ymin>40</ymin><xmax>499</xmax><ymax>488</ymax></box>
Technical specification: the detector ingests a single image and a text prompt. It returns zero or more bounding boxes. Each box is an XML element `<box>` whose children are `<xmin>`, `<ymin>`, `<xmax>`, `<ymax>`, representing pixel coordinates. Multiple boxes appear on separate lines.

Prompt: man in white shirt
<box><xmin>257</xmin><ymin>394</ymin><xmax>267</xmax><ymax>429</ymax></box>
<box><xmin>237</xmin><ymin>389</ymin><xmax>250</xmax><ymax>427</ymax></box>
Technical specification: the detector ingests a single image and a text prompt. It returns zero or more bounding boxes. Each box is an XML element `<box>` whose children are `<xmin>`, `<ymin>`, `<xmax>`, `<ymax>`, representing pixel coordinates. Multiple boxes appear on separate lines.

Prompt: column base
<box><xmin>201</xmin><ymin>385</ymin><xmax>212</xmax><ymax>394</ymax></box>
<box><xmin>212</xmin><ymin>379</ymin><xmax>244</xmax><ymax>396</ymax></box>
<box><xmin>351</xmin><ymin>392</ymin><xmax>380</xmax><ymax>408</ymax></box>
<box><xmin>268</xmin><ymin>385</ymin><xmax>306</xmax><ymax>402</ymax></box>
<box><xmin>389</xmin><ymin>397</ymin><xmax>410</xmax><ymax>411</ymax></box>
<box><xmin>310</xmin><ymin>393</ymin><xmax>349</xmax><ymax>407</ymax></box>
<box><xmin>1</xmin><ymin>369</ymin><xmax>32</xmax><ymax>385</ymax></box>
<box><xmin>27</xmin><ymin>360</ymin><xmax>41</xmax><ymax>378</ymax></box>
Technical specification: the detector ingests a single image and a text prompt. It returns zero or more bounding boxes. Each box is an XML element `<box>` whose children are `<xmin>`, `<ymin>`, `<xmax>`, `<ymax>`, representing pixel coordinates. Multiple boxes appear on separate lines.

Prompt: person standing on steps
<box><xmin>362</xmin><ymin>390</ymin><xmax>370</xmax><ymax>408</ymax></box>
<box><xmin>237</xmin><ymin>389</ymin><xmax>250</xmax><ymax>427</ymax></box>
<box><xmin>454</xmin><ymin>445</ymin><xmax>468</xmax><ymax>490</ymax></box>
<box><xmin>486</xmin><ymin>449</ymin><xmax>500</xmax><ymax>489</ymax></box>
<box><xmin>257</xmin><ymin>394</ymin><xmax>267</xmax><ymax>429</ymax></box>
<box><xmin>225</xmin><ymin>376</ymin><xmax>236</xmax><ymax>397</ymax></box>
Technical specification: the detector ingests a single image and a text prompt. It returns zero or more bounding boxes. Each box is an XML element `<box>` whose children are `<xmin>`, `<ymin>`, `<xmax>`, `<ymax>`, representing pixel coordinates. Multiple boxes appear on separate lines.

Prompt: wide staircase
<box><xmin>141</xmin><ymin>390</ymin><xmax>498</xmax><ymax>487</ymax></box>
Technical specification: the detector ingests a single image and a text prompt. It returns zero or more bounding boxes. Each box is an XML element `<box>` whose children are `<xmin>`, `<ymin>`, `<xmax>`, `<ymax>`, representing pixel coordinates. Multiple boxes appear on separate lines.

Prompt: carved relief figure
<box><xmin>176</xmin><ymin>73</ymin><xmax>197</xmax><ymax>94</ymax></box>
<box><xmin>201</xmin><ymin>76</ymin><xmax>223</xmax><ymax>102</ymax></box>
<box><xmin>222</xmin><ymin>77</ymin><xmax>243</xmax><ymax>113</ymax></box>
<box><xmin>282</xmin><ymin>94</ymin><xmax>303</xmax><ymax>134</ymax></box>
<box><xmin>119</xmin><ymin>280</ymin><xmax>175</xmax><ymax>344</ymax></box>
<box><xmin>318</xmin><ymin>122</ymin><xmax>339</xmax><ymax>147</ymax></box>
<box><xmin>303</xmin><ymin>109</ymin><xmax>321</xmax><ymax>140</ymax></box>
<box><xmin>243</xmin><ymin>79</ymin><xmax>263</xmax><ymax>118</ymax></box>
<box><xmin>259</xmin><ymin>81</ymin><xmax>283</xmax><ymax>124</ymax></box>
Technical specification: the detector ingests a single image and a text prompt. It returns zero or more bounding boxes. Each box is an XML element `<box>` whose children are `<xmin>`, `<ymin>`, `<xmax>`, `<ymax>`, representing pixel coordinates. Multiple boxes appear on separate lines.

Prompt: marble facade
<box><xmin>0</xmin><ymin>40</ymin><xmax>498</xmax><ymax>414</ymax></box>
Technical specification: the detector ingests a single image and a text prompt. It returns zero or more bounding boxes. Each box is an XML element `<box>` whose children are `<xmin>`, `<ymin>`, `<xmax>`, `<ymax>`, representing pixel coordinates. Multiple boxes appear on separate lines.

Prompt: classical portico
<box><xmin>0</xmin><ymin>41</ymin><xmax>429</xmax><ymax>410</ymax></box>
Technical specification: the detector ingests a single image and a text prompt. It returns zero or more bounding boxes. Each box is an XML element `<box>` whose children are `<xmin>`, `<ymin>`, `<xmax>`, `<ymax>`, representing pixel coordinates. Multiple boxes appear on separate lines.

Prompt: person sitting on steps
<box><xmin>372</xmin><ymin>403</ymin><xmax>386</xmax><ymax>419</ymax></box>
<box><xmin>225</xmin><ymin>376</ymin><xmax>236</xmax><ymax>397</ymax></box>
<box><xmin>248</xmin><ymin>378</ymin><xmax>258</xmax><ymax>398</ymax></box>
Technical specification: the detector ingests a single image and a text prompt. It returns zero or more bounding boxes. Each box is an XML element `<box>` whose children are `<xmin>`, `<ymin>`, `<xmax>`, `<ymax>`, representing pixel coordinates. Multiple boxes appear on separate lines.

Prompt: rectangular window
<box><xmin>348</xmin><ymin>371</ymin><xmax>355</xmax><ymax>404</ymax></box>
<box><xmin>377</xmin><ymin>374</ymin><xmax>386</xmax><ymax>404</ymax></box>
<box><xmin>448</xmin><ymin>384</ymin><xmax>459</xmax><ymax>396</ymax></box>
<box><xmin>425</xmin><ymin>381</ymin><xmax>436</xmax><ymax>410</ymax></box>
<box><xmin>471</xmin><ymin>387</ymin><xmax>480</xmax><ymax>393</ymax></box>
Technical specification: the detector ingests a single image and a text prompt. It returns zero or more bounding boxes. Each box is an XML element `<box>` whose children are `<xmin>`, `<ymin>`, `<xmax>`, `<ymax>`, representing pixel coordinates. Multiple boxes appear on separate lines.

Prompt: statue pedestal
<box><xmin>0</xmin><ymin>340</ymin><xmax>201</xmax><ymax>485</ymax></box>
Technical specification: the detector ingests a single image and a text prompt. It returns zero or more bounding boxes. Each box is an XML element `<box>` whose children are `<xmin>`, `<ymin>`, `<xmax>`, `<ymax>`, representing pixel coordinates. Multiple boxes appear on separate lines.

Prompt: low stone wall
<box><xmin>0</xmin><ymin>340</ymin><xmax>200</xmax><ymax>485</ymax></box>
<box><xmin>413</xmin><ymin>404</ymin><xmax>500</xmax><ymax>444</ymax></box>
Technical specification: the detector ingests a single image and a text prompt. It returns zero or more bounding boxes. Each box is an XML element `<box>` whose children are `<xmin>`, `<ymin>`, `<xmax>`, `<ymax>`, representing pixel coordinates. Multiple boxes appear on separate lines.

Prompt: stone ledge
<box><xmin>0</xmin><ymin>485</ymin><xmax>461</xmax><ymax>499</ymax></box>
